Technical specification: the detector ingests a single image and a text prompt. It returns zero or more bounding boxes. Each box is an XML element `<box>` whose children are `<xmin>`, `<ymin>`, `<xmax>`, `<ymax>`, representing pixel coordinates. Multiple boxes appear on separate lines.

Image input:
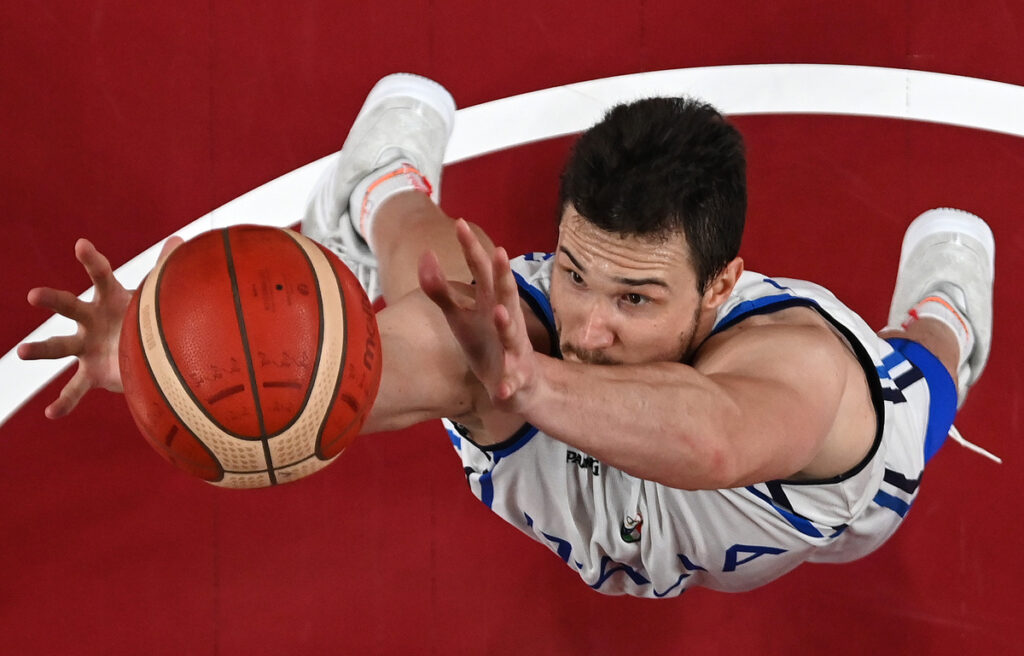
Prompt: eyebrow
<box><xmin>559</xmin><ymin>246</ymin><xmax>670</xmax><ymax>289</ymax></box>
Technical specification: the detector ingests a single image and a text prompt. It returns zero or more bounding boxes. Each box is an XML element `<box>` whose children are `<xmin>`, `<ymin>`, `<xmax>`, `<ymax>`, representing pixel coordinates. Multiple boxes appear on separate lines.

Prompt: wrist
<box><xmin>503</xmin><ymin>351</ymin><xmax>554</xmax><ymax>418</ymax></box>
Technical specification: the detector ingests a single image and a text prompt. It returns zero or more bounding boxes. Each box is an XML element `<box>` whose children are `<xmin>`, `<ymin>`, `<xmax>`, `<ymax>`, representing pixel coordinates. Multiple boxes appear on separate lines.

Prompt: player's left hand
<box><xmin>18</xmin><ymin>236</ymin><xmax>183</xmax><ymax>419</ymax></box>
<box><xmin>418</xmin><ymin>219</ymin><xmax>539</xmax><ymax>413</ymax></box>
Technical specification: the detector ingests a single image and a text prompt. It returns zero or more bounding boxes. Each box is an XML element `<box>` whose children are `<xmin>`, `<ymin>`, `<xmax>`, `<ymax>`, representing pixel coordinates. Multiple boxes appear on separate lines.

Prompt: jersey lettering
<box><xmin>566</xmin><ymin>449</ymin><xmax>600</xmax><ymax>476</ymax></box>
<box><xmin>526</xmin><ymin>510</ymin><xmax>786</xmax><ymax>592</ymax></box>
<box><xmin>590</xmin><ymin>555</ymin><xmax>651</xmax><ymax>589</ymax></box>
<box><xmin>723</xmin><ymin>544</ymin><xmax>788</xmax><ymax>572</ymax></box>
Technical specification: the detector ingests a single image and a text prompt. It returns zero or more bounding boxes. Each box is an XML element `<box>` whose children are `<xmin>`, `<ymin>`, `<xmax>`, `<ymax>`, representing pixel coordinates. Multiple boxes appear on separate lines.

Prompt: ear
<box><xmin>701</xmin><ymin>257</ymin><xmax>744</xmax><ymax>310</ymax></box>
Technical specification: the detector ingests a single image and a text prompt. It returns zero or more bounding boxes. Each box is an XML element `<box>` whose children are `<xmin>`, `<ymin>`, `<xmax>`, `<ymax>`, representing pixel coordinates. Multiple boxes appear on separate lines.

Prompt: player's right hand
<box><xmin>17</xmin><ymin>237</ymin><xmax>182</xmax><ymax>419</ymax></box>
<box><xmin>419</xmin><ymin>219</ymin><xmax>539</xmax><ymax>414</ymax></box>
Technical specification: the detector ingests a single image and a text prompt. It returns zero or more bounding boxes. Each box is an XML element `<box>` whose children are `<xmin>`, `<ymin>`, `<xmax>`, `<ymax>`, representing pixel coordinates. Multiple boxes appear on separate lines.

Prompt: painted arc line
<box><xmin>3</xmin><ymin>63</ymin><xmax>1023</xmax><ymax>427</ymax></box>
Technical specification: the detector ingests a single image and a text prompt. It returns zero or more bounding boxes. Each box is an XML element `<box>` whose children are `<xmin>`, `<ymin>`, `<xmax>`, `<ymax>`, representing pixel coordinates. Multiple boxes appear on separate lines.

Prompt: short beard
<box><xmin>678</xmin><ymin>303</ymin><xmax>704</xmax><ymax>363</ymax></box>
<box><xmin>560</xmin><ymin>343</ymin><xmax>620</xmax><ymax>365</ymax></box>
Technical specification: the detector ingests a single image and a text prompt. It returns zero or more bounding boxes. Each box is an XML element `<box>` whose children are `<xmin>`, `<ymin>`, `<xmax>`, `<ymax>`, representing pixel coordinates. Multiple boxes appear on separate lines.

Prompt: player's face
<box><xmin>549</xmin><ymin>208</ymin><xmax>710</xmax><ymax>365</ymax></box>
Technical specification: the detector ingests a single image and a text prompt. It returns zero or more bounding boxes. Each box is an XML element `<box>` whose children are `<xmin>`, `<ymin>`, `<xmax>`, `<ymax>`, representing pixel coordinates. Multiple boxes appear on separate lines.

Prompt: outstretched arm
<box><xmin>19</xmin><ymin>235</ymin><xmax>487</xmax><ymax>435</ymax></box>
<box><xmin>358</xmin><ymin>287</ymin><xmax>481</xmax><ymax>433</ymax></box>
<box><xmin>421</xmin><ymin>221</ymin><xmax>857</xmax><ymax>489</ymax></box>
<box><xmin>18</xmin><ymin>237</ymin><xmax>182</xmax><ymax>418</ymax></box>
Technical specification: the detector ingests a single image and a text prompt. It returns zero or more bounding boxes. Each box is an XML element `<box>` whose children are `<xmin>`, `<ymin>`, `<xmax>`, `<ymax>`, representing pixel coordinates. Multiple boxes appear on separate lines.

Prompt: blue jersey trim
<box><xmin>512</xmin><ymin>269</ymin><xmax>555</xmax><ymax>330</ymax></box>
<box><xmin>882</xmin><ymin>350</ymin><xmax>906</xmax><ymax>371</ymax></box>
<box><xmin>712</xmin><ymin>294</ymin><xmax>819</xmax><ymax>335</ymax></box>
<box><xmin>745</xmin><ymin>485</ymin><xmax>826</xmax><ymax>538</ymax></box>
<box><xmin>885</xmin><ymin>338</ymin><xmax>957</xmax><ymax>464</ymax></box>
<box><xmin>489</xmin><ymin>423</ymin><xmax>541</xmax><ymax>460</ymax></box>
<box><xmin>873</xmin><ymin>489</ymin><xmax>912</xmax><ymax>517</ymax></box>
<box><xmin>471</xmin><ymin>423</ymin><xmax>541</xmax><ymax>509</ymax></box>
<box><xmin>512</xmin><ymin>268</ymin><xmax>561</xmax><ymax>359</ymax></box>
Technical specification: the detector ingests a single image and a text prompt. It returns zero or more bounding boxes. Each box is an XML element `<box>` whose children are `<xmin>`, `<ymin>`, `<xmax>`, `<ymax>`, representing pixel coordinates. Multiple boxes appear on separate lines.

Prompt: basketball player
<box><xmin>19</xmin><ymin>74</ymin><xmax>996</xmax><ymax>597</ymax></box>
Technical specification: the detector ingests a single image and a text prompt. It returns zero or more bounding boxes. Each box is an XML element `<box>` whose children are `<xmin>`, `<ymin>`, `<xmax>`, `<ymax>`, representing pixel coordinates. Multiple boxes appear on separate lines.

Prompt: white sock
<box><xmin>349</xmin><ymin>159</ymin><xmax>432</xmax><ymax>250</ymax></box>
<box><xmin>896</xmin><ymin>290</ymin><xmax>974</xmax><ymax>371</ymax></box>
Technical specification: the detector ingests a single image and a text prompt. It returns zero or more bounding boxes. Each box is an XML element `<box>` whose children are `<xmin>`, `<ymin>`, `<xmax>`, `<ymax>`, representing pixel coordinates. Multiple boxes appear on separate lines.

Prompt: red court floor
<box><xmin>2</xmin><ymin>2</ymin><xmax>1022</xmax><ymax>654</ymax></box>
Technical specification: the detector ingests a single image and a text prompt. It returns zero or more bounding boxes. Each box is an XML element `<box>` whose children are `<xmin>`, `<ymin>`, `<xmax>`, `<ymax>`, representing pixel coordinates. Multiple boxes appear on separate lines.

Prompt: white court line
<box><xmin>3</xmin><ymin>64</ymin><xmax>1024</xmax><ymax>427</ymax></box>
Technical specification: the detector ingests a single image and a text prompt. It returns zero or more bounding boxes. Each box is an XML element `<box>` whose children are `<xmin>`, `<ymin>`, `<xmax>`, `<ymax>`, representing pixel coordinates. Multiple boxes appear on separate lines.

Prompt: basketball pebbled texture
<box><xmin>118</xmin><ymin>225</ymin><xmax>381</xmax><ymax>488</ymax></box>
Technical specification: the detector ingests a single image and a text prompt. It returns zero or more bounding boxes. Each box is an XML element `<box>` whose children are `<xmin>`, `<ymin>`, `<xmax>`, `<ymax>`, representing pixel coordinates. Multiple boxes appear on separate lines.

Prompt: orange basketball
<box><xmin>118</xmin><ymin>225</ymin><xmax>381</xmax><ymax>488</ymax></box>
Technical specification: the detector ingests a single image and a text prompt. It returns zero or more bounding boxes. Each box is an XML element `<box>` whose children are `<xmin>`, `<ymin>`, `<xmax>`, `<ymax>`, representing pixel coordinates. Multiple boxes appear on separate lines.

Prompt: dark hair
<box><xmin>558</xmin><ymin>97</ymin><xmax>747</xmax><ymax>291</ymax></box>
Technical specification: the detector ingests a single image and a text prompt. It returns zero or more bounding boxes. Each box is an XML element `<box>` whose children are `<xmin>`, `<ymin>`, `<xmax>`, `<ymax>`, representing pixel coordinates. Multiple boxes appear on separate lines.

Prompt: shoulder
<box><xmin>704</xmin><ymin>270</ymin><xmax>870</xmax><ymax>380</ymax></box>
<box><xmin>694</xmin><ymin>306</ymin><xmax>876</xmax><ymax>480</ymax></box>
<box><xmin>695</xmin><ymin>306</ymin><xmax>853</xmax><ymax>384</ymax></box>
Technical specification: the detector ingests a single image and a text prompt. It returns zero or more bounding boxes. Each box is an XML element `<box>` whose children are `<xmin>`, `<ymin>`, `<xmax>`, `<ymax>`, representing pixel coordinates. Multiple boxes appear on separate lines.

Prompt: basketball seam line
<box><xmin>222</xmin><ymin>228</ymin><xmax>278</xmax><ymax>485</ymax></box>
<box><xmin>147</xmin><ymin>257</ymin><xmax>226</xmax><ymax>481</ymax></box>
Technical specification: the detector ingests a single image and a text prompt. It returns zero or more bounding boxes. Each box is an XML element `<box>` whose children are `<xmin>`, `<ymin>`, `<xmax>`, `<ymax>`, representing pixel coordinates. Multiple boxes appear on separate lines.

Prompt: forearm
<box><xmin>520</xmin><ymin>355</ymin><xmax>740</xmax><ymax>489</ymax></box>
<box><xmin>359</xmin><ymin>290</ymin><xmax>476</xmax><ymax>435</ymax></box>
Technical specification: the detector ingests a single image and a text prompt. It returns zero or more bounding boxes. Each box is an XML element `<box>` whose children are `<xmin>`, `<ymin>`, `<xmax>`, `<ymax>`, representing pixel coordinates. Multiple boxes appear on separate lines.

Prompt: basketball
<box><xmin>118</xmin><ymin>225</ymin><xmax>382</xmax><ymax>488</ymax></box>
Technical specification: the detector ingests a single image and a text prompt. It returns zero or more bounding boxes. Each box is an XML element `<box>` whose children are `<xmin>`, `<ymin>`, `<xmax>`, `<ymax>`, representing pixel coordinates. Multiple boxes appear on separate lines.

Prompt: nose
<box><xmin>577</xmin><ymin>300</ymin><xmax>615</xmax><ymax>351</ymax></box>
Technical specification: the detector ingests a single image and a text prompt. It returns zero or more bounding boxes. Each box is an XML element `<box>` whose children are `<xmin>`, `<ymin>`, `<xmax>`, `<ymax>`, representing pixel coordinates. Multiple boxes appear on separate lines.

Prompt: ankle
<box><xmin>890</xmin><ymin>288</ymin><xmax>974</xmax><ymax>373</ymax></box>
<box><xmin>351</xmin><ymin>160</ymin><xmax>434</xmax><ymax>250</ymax></box>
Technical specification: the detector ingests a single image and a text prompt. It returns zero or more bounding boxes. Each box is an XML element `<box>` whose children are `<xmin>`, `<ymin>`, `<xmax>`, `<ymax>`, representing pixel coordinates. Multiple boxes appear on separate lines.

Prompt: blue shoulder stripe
<box><xmin>713</xmin><ymin>293</ymin><xmax>819</xmax><ymax>335</ymax></box>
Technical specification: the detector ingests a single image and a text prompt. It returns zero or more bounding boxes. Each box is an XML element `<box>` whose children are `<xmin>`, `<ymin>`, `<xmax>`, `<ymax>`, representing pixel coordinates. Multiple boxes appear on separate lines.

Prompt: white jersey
<box><xmin>443</xmin><ymin>253</ymin><xmax>957</xmax><ymax>597</ymax></box>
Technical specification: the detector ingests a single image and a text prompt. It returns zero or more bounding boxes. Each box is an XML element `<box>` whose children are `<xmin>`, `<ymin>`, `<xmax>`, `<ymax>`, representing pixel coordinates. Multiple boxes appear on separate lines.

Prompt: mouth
<box><xmin>561</xmin><ymin>344</ymin><xmax>619</xmax><ymax>365</ymax></box>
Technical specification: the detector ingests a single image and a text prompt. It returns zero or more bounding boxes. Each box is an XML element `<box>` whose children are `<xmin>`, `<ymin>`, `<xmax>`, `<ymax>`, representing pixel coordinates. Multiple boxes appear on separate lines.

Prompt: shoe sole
<box><xmin>355</xmin><ymin>73</ymin><xmax>457</xmax><ymax>140</ymax></box>
<box><xmin>899</xmin><ymin>208</ymin><xmax>995</xmax><ymax>282</ymax></box>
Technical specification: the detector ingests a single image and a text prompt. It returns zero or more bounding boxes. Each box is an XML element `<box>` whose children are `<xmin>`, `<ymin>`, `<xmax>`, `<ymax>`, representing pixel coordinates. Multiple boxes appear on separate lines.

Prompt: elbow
<box><xmin>667</xmin><ymin>402</ymin><xmax>746</xmax><ymax>490</ymax></box>
<box><xmin>657</xmin><ymin>430</ymin><xmax>740</xmax><ymax>491</ymax></box>
<box><xmin>687</xmin><ymin>442</ymin><xmax>742</xmax><ymax>490</ymax></box>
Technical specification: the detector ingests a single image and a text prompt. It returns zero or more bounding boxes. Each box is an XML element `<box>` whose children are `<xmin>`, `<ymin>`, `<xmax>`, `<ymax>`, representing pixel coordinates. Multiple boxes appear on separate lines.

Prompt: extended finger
<box><xmin>495</xmin><ymin>344</ymin><xmax>523</xmax><ymax>402</ymax></box>
<box><xmin>492</xmin><ymin>250</ymin><xmax>522</xmax><ymax>343</ymax></box>
<box><xmin>454</xmin><ymin>219</ymin><xmax>494</xmax><ymax>297</ymax></box>
<box><xmin>76</xmin><ymin>238</ymin><xmax>118</xmax><ymax>298</ymax></box>
<box><xmin>418</xmin><ymin>250</ymin><xmax>458</xmax><ymax>312</ymax></box>
<box><xmin>493</xmin><ymin>247</ymin><xmax>521</xmax><ymax>312</ymax></box>
<box><xmin>17</xmin><ymin>335</ymin><xmax>84</xmax><ymax>361</ymax></box>
<box><xmin>27</xmin><ymin>287</ymin><xmax>90</xmax><ymax>323</ymax></box>
<box><xmin>46</xmin><ymin>369</ymin><xmax>91</xmax><ymax>419</ymax></box>
<box><xmin>495</xmin><ymin>248</ymin><xmax>531</xmax><ymax>332</ymax></box>
<box><xmin>493</xmin><ymin>303</ymin><xmax>519</xmax><ymax>352</ymax></box>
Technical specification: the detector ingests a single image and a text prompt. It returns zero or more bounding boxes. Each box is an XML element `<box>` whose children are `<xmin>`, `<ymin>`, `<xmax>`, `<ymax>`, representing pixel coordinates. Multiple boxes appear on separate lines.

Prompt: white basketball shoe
<box><xmin>302</xmin><ymin>73</ymin><xmax>457</xmax><ymax>301</ymax></box>
<box><xmin>888</xmin><ymin>208</ymin><xmax>995</xmax><ymax>405</ymax></box>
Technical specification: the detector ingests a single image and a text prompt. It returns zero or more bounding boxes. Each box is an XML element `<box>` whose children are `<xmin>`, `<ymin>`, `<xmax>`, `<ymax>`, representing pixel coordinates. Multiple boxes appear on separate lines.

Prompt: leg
<box><xmin>878</xmin><ymin>319</ymin><xmax>960</xmax><ymax>389</ymax></box>
<box><xmin>301</xmin><ymin>74</ymin><xmax>460</xmax><ymax>304</ymax></box>
<box><xmin>880</xmin><ymin>211</ymin><xmax>1003</xmax><ymax>464</ymax></box>
<box><xmin>884</xmin><ymin>208</ymin><xmax>995</xmax><ymax>407</ymax></box>
<box><xmin>368</xmin><ymin>191</ymin><xmax>494</xmax><ymax>302</ymax></box>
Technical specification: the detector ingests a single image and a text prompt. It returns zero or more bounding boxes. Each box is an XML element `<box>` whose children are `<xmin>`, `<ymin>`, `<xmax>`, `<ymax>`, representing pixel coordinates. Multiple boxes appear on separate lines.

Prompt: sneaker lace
<box><xmin>948</xmin><ymin>424</ymin><xmax>1002</xmax><ymax>464</ymax></box>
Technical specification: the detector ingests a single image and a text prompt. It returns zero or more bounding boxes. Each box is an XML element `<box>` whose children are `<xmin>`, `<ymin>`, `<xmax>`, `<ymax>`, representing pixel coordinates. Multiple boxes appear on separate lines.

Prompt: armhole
<box><xmin>715</xmin><ymin>297</ymin><xmax>886</xmax><ymax>486</ymax></box>
<box><xmin>461</xmin><ymin>421</ymin><xmax>540</xmax><ymax>456</ymax></box>
<box><xmin>512</xmin><ymin>269</ymin><xmax>561</xmax><ymax>358</ymax></box>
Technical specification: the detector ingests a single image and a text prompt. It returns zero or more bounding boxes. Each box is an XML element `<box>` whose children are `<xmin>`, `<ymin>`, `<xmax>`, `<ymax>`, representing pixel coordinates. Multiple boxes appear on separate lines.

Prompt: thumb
<box><xmin>156</xmin><ymin>236</ymin><xmax>184</xmax><ymax>267</ymax></box>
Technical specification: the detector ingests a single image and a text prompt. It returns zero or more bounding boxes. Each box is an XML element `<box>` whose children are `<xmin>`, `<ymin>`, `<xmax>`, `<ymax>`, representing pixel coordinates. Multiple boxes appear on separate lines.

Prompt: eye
<box><xmin>568</xmin><ymin>269</ymin><xmax>585</xmax><ymax>286</ymax></box>
<box><xmin>622</xmin><ymin>293</ymin><xmax>650</xmax><ymax>306</ymax></box>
